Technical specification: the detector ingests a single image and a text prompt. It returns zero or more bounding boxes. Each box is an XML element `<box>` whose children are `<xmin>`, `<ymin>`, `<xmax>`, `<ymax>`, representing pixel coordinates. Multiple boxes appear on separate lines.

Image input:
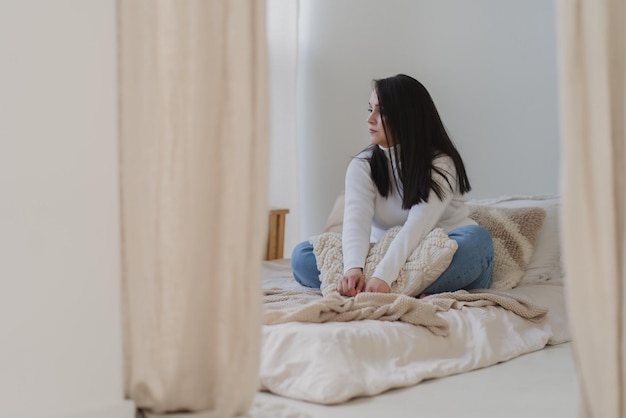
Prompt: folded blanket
<box><xmin>263</xmin><ymin>288</ymin><xmax>548</xmax><ymax>335</ymax></box>
<box><xmin>425</xmin><ymin>289</ymin><xmax>548</xmax><ymax>323</ymax></box>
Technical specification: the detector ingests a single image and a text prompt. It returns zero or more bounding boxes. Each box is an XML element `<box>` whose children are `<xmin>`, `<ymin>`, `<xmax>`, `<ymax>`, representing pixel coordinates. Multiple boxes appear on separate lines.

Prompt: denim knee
<box><xmin>451</xmin><ymin>224</ymin><xmax>493</xmax><ymax>250</ymax></box>
<box><xmin>470</xmin><ymin>253</ymin><xmax>493</xmax><ymax>289</ymax></box>
<box><xmin>455</xmin><ymin>225</ymin><xmax>494</xmax><ymax>290</ymax></box>
<box><xmin>290</xmin><ymin>240</ymin><xmax>321</xmax><ymax>288</ymax></box>
<box><xmin>422</xmin><ymin>225</ymin><xmax>494</xmax><ymax>294</ymax></box>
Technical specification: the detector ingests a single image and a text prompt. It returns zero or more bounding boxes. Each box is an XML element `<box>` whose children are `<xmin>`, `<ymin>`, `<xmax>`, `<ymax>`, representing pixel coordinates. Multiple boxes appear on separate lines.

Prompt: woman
<box><xmin>291</xmin><ymin>74</ymin><xmax>493</xmax><ymax>297</ymax></box>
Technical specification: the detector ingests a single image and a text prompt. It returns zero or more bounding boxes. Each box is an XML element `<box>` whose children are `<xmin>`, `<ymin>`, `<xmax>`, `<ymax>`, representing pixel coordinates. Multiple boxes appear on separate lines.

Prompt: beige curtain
<box><xmin>118</xmin><ymin>1</ymin><xmax>268</xmax><ymax>416</ymax></box>
<box><xmin>558</xmin><ymin>0</ymin><xmax>626</xmax><ymax>417</ymax></box>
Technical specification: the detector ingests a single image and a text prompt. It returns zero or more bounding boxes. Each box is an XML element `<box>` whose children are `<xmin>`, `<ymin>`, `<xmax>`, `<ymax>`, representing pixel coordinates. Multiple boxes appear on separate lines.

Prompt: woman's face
<box><xmin>367</xmin><ymin>90</ymin><xmax>391</xmax><ymax>147</ymax></box>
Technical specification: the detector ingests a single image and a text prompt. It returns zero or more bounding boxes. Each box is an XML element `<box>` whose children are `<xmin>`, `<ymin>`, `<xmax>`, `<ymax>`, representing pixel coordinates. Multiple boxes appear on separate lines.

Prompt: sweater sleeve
<box><xmin>373</xmin><ymin>158</ymin><xmax>457</xmax><ymax>286</ymax></box>
<box><xmin>342</xmin><ymin>157</ymin><xmax>376</xmax><ymax>274</ymax></box>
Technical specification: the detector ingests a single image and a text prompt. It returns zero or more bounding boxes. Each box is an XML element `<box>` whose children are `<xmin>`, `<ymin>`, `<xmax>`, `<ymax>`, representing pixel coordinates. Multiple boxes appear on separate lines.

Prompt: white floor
<box><xmin>255</xmin><ymin>342</ymin><xmax>578</xmax><ymax>418</ymax></box>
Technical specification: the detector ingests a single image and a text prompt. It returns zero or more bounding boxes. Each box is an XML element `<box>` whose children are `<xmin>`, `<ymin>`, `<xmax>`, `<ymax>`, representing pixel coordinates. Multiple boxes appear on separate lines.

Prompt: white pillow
<box><xmin>466</xmin><ymin>195</ymin><xmax>562</xmax><ymax>285</ymax></box>
<box><xmin>323</xmin><ymin>191</ymin><xmax>345</xmax><ymax>233</ymax></box>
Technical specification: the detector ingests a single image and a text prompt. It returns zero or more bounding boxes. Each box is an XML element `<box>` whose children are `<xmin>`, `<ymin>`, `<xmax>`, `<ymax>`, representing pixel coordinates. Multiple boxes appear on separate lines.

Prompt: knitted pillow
<box><xmin>468</xmin><ymin>205</ymin><xmax>546</xmax><ymax>290</ymax></box>
<box><xmin>310</xmin><ymin>227</ymin><xmax>458</xmax><ymax>297</ymax></box>
<box><xmin>467</xmin><ymin>195</ymin><xmax>562</xmax><ymax>285</ymax></box>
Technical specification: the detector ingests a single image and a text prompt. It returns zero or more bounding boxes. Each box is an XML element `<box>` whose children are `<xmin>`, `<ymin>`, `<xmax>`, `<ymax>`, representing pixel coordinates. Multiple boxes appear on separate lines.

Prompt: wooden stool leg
<box><xmin>266</xmin><ymin>213</ymin><xmax>278</xmax><ymax>260</ymax></box>
<box><xmin>266</xmin><ymin>208</ymin><xmax>289</xmax><ymax>260</ymax></box>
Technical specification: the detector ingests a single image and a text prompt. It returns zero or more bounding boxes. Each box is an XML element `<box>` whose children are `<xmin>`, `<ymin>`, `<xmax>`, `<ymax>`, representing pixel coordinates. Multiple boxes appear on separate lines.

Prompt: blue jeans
<box><xmin>290</xmin><ymin>225</ymin><xmax>493</xmax><ymax>293</ymax></box>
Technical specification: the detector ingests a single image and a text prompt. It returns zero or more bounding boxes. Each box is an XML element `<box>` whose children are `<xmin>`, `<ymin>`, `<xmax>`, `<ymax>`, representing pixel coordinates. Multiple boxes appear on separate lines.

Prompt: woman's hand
<box><xmin>364</xmin><ymin>277</ymin><xmax>390</xmax><ymax>293</ymax></box>
<box><xmin>336</xmin><ymin>268</ymin><xmax>365</xmax><ymax>297</ymax></box>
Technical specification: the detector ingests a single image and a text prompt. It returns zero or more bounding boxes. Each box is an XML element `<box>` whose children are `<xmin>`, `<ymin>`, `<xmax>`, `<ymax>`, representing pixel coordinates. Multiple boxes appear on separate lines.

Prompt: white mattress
<box><xmin>259</xmin><ymin>259</ymin><xmax>570</xmax><ymax>405</ymax></box>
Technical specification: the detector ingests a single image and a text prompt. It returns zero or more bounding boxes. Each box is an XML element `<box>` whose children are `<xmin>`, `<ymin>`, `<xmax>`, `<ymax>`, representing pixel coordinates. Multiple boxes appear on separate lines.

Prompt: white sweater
<box><xmin>341</xmin><ymin>147</ymin><xmax>476</xmax><ymax>286</ymax></box>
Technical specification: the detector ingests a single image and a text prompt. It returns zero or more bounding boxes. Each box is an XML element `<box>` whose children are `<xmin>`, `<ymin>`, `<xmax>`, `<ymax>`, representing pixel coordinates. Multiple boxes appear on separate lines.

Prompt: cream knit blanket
<box><xmin>263</xmin><ymin>288</ymin><xmax>548</xmax><ymax>336</ymax></box>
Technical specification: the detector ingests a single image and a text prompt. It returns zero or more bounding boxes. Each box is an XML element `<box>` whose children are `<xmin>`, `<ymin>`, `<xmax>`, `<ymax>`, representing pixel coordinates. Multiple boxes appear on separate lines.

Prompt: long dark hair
<box><xmin>366</xmin><ymin>74</ymin><xmax>471</xmax><ymax>209</ymax></box>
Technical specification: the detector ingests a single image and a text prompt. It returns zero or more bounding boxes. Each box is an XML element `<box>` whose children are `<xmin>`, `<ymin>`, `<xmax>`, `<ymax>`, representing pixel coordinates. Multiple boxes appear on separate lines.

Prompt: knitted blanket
<box><xmin>263</xmin><ymin>288</ymin><xmax>548</xmax><ymax>336</ymax></box>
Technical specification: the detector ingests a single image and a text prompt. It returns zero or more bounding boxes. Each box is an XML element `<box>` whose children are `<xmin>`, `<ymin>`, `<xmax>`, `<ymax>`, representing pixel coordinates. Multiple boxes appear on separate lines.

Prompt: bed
<box><xmin>258</xmin><ymin>194</ymin><xmax>569</xmax><ymax>405</ymax></box>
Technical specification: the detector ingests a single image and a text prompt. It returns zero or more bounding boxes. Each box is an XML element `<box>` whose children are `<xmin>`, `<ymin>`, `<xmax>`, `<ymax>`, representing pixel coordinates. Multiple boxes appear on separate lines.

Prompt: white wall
<box><xmin>296</xmin><ymin>0</ymin><xmax>560</xmax><ymax>239</ymax></box>
<box><xmin>267</xmin><ymin>0</ymin><xmax>301</xmax><ymax>256</ymax></box>
<box><xmin>0</xmin><ymin>1</ymin><xmax>134</xmax><ymax>417</ymax></box>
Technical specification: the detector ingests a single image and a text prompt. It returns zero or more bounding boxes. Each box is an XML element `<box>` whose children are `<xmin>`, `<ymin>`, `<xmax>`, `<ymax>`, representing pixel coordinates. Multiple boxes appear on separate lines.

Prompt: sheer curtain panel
<box><xmin>118</xmin><ymin>1</ymin><xmax>269</xmax><ymax>416</ymax></box>
<box><xmin>558</xmin><ymin>0</ymin><xmax>626</xmax><ymax>417</ymax></box>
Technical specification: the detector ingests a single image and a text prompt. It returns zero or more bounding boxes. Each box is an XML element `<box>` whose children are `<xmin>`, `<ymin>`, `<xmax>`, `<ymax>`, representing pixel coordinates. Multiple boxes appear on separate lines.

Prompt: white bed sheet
<box><xmin>260</xmin><ymin>259</ymin><xmax>570</xmax><ymax>405</ymax></box>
